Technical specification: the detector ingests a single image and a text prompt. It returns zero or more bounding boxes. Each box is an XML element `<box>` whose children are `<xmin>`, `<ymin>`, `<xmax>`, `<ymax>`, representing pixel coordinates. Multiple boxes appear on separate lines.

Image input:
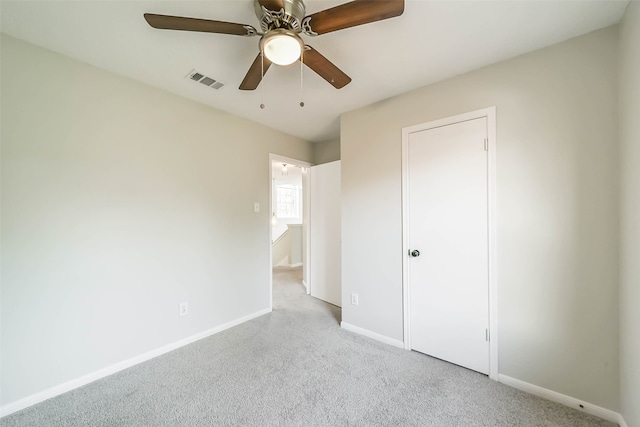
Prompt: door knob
<box><xmin>410</xmin><ymin>250</ymin><xmax>420</xmax><ymax>258</ymax></box>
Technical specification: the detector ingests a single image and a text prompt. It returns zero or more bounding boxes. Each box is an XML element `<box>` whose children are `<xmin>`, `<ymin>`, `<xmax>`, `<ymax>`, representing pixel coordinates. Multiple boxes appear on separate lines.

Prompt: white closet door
<box><xmin>408</xmin><ymin>118</ymin><xmax>489</xmax><ymax>374</ymax></box>
<box><xmin>310</xmin><ymin>161</ymin><xmax>341</xmax><ymax>307</ymax></box>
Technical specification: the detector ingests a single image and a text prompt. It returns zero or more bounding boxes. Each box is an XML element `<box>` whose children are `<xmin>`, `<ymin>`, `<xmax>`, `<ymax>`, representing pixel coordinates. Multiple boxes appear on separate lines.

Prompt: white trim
<box><xmin>401</xmin><ymin>107</ymin><xmax>498</xmax><ymax>380</ymax></box>
<box><xmin>340</xmin><ymin>322</ymin><xmax>404</xmax><ymax>349</ymax></box>
<box><xmin>289</xmin><ymin>262</ymin><xmax>303</xmax><ymax>268</ymax></box>
<box><xmin>498</xmin><ymin>375</ymin><xmax>624</xmax><ymax>426</ymax></box>
<box><xmin>272</xmin><ymin>228</ymin><xmax>289</xmax><ymax>245</ymax></box>
<box><xmin>486</xmin><ymin>108</ymin><xmax>499</xmax><ymax>380</ymax></box>
<box><xmin>401</xmin><ymin>121</ymin><xmax>411</xmax><ymax>351</ymax></box>
<box><xmin>275</xmin><ymin>256</ymin><xmax>289</xmax><ymax>267</ymax></box>
<box><xmin>302</xmin><ymin>280</ymin><xmax>309</xmax><ymax>294</ymax></box>
<box><xmin>0</xmin><ymin>308</ymin><xmax>272</xmax><ymax>418</ymax></box>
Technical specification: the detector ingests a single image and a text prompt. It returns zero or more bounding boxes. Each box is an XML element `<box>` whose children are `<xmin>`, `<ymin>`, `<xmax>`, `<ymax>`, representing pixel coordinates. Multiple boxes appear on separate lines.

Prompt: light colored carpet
<box><xmin>3</xmin><ymin>267</ymin><xmax>615</xmax><ymax>426</ymax></box>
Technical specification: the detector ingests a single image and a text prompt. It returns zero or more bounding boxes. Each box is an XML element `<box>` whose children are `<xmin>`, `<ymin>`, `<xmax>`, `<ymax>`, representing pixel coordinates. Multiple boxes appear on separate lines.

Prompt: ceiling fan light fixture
<box><xmin>261</xmin><ymin>29</ymin><xmax>303</xmax><ymax>66</ymax></box>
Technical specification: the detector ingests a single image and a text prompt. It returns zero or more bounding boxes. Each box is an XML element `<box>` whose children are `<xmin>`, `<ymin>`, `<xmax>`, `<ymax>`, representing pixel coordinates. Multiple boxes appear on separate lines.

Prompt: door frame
<box><xmin>268</xmin><ymin>153</ymin><xmax>313</xmax><ymax>311</ymax></box>
<box><xmin>401</xmin><ymin>107</ymin><xmax>498</xmax><ymax>380</ymax></box>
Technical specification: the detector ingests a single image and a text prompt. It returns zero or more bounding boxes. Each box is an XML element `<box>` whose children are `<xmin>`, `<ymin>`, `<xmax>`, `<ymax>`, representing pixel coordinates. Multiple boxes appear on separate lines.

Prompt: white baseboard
<box><xmin>498</xmin><ymin>374</ymin><xmax>624</xmax><ymax>426</ymax></box>
<box><xmin>275</xmin><ymin>256</ymin><xmax>289</xmax><ymax>267</ymax></box>
<box><xmin>0</xmin><ymin>307</ymin><xmax>272</xmax><ymax>418</ymax></box>
<box><xmin>289</xmin><ymin>262</ymin><xmax>303</xmax><ymax>268</ymax></box>
<box><xmin>340</xmin><ymin>322</ymin><xmax>404</xmax><ymax>349</ymax></box>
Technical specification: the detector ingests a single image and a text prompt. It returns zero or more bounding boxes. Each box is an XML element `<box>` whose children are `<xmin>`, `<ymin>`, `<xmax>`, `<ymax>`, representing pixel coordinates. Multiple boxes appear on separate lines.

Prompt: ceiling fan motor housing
<box><xmin>254</xmin><ymin>0</ymin><xmax>306</xmax><ymax>32</ymax></box>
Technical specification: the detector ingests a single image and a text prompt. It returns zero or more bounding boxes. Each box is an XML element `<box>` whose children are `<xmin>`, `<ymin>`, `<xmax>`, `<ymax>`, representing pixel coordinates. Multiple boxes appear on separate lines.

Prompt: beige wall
<box><xmin>0</xmin><ymin>35</ymin><xmax>313</xmax><ymax>406</ymax></box>
<box><xmin>313</xmin><ymin>139</ymin><xmax>340</xmax><ymax>165</ymax></box>
<box><xmin>619</xmin><ymin>2</ymin><xmax>640</xmax><ymax>426</ymax></box>
<box><xmin>341</xmin><ymin>27</ymin><xmax>619</xmax><ymax>410</ymax></box>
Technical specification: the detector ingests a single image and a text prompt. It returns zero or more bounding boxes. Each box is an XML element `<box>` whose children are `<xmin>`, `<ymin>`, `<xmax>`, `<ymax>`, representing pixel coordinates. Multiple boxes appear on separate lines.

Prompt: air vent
<box><xmin>185</xmin><ymin>69</ymin><xmax>224</xmax><ymax>90</ymax></box>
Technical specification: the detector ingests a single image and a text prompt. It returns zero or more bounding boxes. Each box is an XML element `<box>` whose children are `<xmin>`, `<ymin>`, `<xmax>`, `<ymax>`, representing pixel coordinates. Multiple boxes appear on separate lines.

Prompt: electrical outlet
<box><xmin>351</xmin><ymin>293</ymin><xmax>359</xmax><ymax>306</ymax></box>
<box><xmin>254</xmin><ymin>202</ymin><xmax>260</xmax><ymax>213</ymax></box>
<box><xmin>179</xmin><ymin>302</ymin><xmax>189</xmax><ymax>316</ymax></box>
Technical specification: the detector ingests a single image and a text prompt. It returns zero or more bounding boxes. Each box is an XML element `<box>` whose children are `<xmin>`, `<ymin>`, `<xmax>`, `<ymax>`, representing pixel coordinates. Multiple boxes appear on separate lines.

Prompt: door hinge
<box><xmin>484</xmin><ymin>138</ymin><xmax>488</xmax><ymax>151</ymax></box>
<box><xmin>485</xmin><ymin>329</ymin><xmax>490</xmax><ymax>341</ymax></box>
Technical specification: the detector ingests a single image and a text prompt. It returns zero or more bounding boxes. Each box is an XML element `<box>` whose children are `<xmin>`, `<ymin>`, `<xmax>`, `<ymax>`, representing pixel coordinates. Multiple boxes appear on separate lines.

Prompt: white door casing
<box><xmin>401</xmin><ymin>107</ymin><xmax>498</xmax><ymax>379</ymax></box>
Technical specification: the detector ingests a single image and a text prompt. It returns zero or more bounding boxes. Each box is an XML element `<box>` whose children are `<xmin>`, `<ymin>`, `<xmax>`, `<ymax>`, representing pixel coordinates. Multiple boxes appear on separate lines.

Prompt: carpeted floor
<box><xmin>2</xmin><ymin>267</ymin><xmax>615</xmax><ymax>426</ymax></box>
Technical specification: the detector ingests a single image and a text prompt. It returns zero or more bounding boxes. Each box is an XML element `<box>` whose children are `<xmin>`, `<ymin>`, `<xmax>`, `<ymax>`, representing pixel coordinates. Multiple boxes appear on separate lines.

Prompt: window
<box><xmin>276</xmin><ymin>185</ymin><xmax>301</xmax><ymax>219</ymax></box>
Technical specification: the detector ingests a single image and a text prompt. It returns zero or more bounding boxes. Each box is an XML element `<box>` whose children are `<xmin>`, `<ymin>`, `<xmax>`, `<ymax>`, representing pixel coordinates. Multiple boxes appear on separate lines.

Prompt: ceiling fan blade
<box><xmin>257</xmin><ymin>0</ymin><xmax>285</xmax><ymax>11</ymax></box>
<box><xmin>239</xmin><ymin>53</ymin><xmax>273</xmax><ymax>90</ymax></box>
<box><xmin>302</xmin><ymin>46</ymin><xmax>351</xmax><ymax>89</ymax></box>
<box><xmin>144</xmin><ymin>13</ymin><xmax>257</xmax><ymax>36</ymax></box>
<box><xmin>303</xmin><ymin>0</ymin><xmax>404</xmax><ymax>35</ymax></box>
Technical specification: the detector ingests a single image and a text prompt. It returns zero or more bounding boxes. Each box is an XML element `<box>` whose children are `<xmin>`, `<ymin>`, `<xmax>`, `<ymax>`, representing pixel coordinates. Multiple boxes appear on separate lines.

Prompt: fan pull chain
<box><xmin>299</xmin><ymin>47</ymin><xmax>305</xmax><ymax>108</ymax></box>
<box><xmin>260</xmin><ymin>50</ymin><xmax>265</xmax><ymax>110</ymax></box>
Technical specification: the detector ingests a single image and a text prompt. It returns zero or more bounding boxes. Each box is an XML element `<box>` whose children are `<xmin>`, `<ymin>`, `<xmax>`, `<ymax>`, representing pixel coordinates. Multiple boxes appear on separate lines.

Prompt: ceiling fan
<box><xmin>144</xmin><ymin>0</ymin><xmax>404</xmax><ymax>91</ymax></box>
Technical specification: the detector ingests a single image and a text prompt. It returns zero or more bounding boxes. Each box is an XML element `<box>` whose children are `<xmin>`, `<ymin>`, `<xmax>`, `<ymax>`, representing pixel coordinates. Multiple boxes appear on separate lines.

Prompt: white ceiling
<box><xmin>0</xmin><ymin>0</ymin><xmax>629</xmax><ymax>142</ymax></box>
<box><xmin>272</xmin><ymin>160</ymin><xmax>303</xmax><ymax>186</ymax></box>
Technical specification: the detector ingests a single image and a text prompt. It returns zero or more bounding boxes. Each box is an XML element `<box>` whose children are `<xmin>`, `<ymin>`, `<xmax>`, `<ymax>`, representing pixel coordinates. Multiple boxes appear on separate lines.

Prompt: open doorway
<box><xmin>269</xmin><ymin>154</ymin><xmax>312</xmax><ymax>311</ymax></box>
<box><xmin>268</xmin><ymin>154</ymin><xmax>342</xmax><ymax>316</ymax></box>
